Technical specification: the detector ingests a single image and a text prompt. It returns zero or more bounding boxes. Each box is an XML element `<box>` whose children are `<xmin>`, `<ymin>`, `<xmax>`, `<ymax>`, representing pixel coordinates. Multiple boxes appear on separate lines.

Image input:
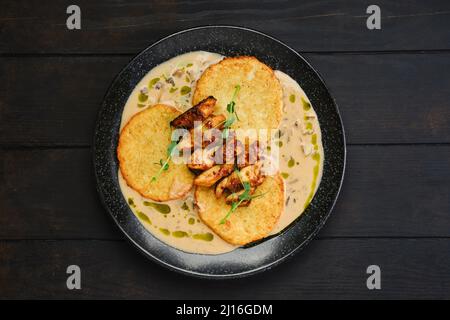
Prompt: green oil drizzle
<box><xmin>301</xmin><ymin>97</ymin><xmax>311</xmax><ymax>111</ymax></box>
<box><xmin>138</xmin><ymin>93</ymin><xmax>148</xmax><ymax>102</ymax></box>
<box><xmin>172</xmin><ymin>230</ymin><xmax>189</xmax><ymax>238</ymax></box>
<box><xmin>149</xmin><ymin>77</ymin><xmax>160</xmax><ymax>88</ymax></box>
<box><xmin>289</xmin><ymin>94</ymin><xmax>296</xmax><ymax>103</ymax></box>
<box><xmin>281</xmin><ymin>172</ymin><xmax>289</xmax><ymax>179</ymax></box>
<box><xmin>312</xmin><ymin>152</ymin><xmax>320</xmax><ymax>161</ymax></box>
<box><xmin>180</xmin><ymin>86</ymin><xmax>191</xmax><ymax>95</ymax></box>
<box><xmin>303</xmin><ymin>152</ymin><xmax>321</xmax><ymax>209</ymax></box>
<box><xmin>181</xmin><ymin>202</ymin><xmax>190</xmax><ymax>211</ymax></box>
<box><xmin>137</xmin><ymin>211</ymin><xmax>151</xmax><ymax>225</ymax></box>
<box><xmin>288</xmin><ymin>157</ymin><xmax>295</xmax><ymax>168</ymax></box>
<box><xmin>159</xmin><ymin>228</ymin><xmax>170</xmax><ymax>236</ymax></box>
<box><xmin>127</xmin><ymin>198</ymin><xmax>136</xmax><ymax>208</ymax></box>
<box><xmin>193</xmin><ymin>233</ymin><xmax>214</xmax><ymax>241</ymax></box>
<box><xmin>188</xmin><ymin>217</ymin><xmax>195</xmax><ymax>225</ymax></box>
<box><xmin>143</xmin><ymin>201</ymin><xmax>171</xmax><ymax>214</ymax></box>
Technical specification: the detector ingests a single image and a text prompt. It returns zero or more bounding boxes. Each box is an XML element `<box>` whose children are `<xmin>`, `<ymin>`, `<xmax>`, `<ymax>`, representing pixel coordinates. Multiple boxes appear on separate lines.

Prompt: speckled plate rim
<box><xmin>93</xmin><ymin>25</ymin><xmax>346</xmax><ymax>279</ymax></box>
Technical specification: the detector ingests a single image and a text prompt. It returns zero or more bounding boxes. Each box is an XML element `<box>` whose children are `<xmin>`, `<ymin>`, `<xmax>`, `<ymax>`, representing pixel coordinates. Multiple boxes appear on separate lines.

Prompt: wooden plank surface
<box><xmin>1</xmin><ymin>238</ymin><xmax>449</xmax><ymax>299</ymax></box>
<box><xmin>1</xmin><ymin>53</ymin><xmax>450</xmax><ymax>146</ymax></box>
<box><xmin>1</xmin><ymin>145</ymin><xmax>448</xmax><ymax>240</ymax></box>
<box><xmin>1</xmin><ymin>0</ymin><xmax>450</xmax><ymax>54</ymax></box>
<box><xmin>1</xmin><ymin>0</ymin><xmax>449</xmax><ymax>300</ymax></box>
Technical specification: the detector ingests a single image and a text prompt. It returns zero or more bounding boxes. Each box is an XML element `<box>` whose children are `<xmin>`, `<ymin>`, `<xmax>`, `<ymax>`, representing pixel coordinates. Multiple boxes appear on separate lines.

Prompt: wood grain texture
<box><xmin>1</xmin><ymin>54</ymin><xmax>449</xmax><ymax>146</ymax></box>
<box><xmin>1</xmin><ymin>0</ymin><xmax>449</xmax><ymax>300</ymax></box>
<box><xmin>0</xmin><ymin>148</ymin><xmax>118</xmax><ymax>240</ymax></box>
<box><xmin>1</xmin><ymin>238</ymin><xmax>449</xmax><ymax>299</ymax></box>
<box><xmin>1</xmin><ymin>145</ymin><xmax>448</xmax><ymax>239</ymax></box>
<box><xmin>1</xmin><ymin>0</ymin><xmax>449</xmax><ymax>54</ymax></box>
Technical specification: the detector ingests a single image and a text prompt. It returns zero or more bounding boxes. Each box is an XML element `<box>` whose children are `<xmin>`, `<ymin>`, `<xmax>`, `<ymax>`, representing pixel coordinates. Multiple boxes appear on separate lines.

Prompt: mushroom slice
<box><xmin>194</xmin><ymin>164</ymin><xmax>234</xmax><ymax>187</ymax></box>
<box><xmin>170</xmin><ymin>96</ymin><xmax>216</xmax><ymax>129</ymax></box>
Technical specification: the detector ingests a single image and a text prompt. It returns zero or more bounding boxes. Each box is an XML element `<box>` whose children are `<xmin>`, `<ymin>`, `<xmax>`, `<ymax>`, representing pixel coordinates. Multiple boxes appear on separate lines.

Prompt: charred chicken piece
<box><xmin>240</xmin><ymin>161</ymin><xmax>265</xmax><ymax>187</ymax></box>
<box><xmin>225</xmin><ymin>188</ymin><xmax>255</xmax><ymax>207</ymax></box>
<box><xmin>212</xmin><ymin>134</ymin><xmax>244</xmax><ymax>165</ymax></box>
<box><xmin>236</xmin><ymin>140</ymin><xmax>263</xmax><ymax>168</ymax></box>
<box><xmin>175</xmin><ymin>114</ymin><xmax>226</xmax><ymax>152</ymax></box>
<box><xmin>170</xmin><ymin>96</ymin><xmax>217</xmax><ymax>129</ymax></box>
<box><xmin>203</xmin><ymin>114</ymin><xmax>226</xmax><ymax>130</ymax></box>
<box><xmin>198</xmin><ymin>114</ymin><xmax>226</xmax><ymax>148</ymax></box>
<box><xmin>175</xmin><ymin>131</ymin><xmax>193</xmax><ymax>152</ymax></box>
<box><xmin>194</xmin><ymin>164</ymin><xmax>234</xmax><ymax>187</ymax></box>
<box><xmin>215</xmin><ymin>162</ymin><xmax>265</xmax><ymax>199</ymax></box>
<box><xmin>187</xmin><ymin>145</ymin><xmax>218</xmax><ymax>171</ymax></box>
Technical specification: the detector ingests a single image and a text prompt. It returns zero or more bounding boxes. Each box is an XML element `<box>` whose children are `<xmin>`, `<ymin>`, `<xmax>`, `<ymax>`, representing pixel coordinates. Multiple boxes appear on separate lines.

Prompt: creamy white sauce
<box><xmin>270</xmin><ymin>71</ymin><xmax>324</xmax><ymax>234</ymax></box>
<box><xmin>120</xmin><ymin>51</ymin><xmax>224</xmax><ymax>131</ymax></box>
<box><xmin>118</xmin><ymin>51</ymin><xmax>323</xmax><ymax>254</ymax></box>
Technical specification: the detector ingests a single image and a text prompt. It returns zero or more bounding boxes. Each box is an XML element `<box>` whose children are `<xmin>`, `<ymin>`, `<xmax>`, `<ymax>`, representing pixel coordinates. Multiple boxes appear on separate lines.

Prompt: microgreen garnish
<box><xmin>222</xmin><ymin>85</ymin><xmax>241</xmax><ymax>138</ymax></box>
<box><xmin>151</xmin><ymin>140</ymin><xmax>178</xmax><ymax>182</ymax></box>
<box><xmin>219</xmin><ymin>191</ymin><xmax>267</xmax><ymax>225</ymax></box>
<box><xmin>227</xmin><ymin>85</ymin><xmax>241</xmax><ymax>120</ymax></box>
<box><xmin>219</xmin><ymin>168</ymin><xmax>267</xmax><ymax>224</ymax></box>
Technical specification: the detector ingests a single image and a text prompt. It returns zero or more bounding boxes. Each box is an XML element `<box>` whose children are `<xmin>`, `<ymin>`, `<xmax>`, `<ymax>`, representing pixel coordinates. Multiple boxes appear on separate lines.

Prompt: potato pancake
<box><xmin>118</xmin><ymin>104</ymin><xmax>194</xmax><ymax>201</ymax></box>
<box><xmin>193</xmin><ymin>56</ymin><xmax>283</xmax><ymax>130</ymax></box>
<box><xmin>195</xmin><ymin>174</ymin><xmax>284</xmax><ymax>245</ymax></box>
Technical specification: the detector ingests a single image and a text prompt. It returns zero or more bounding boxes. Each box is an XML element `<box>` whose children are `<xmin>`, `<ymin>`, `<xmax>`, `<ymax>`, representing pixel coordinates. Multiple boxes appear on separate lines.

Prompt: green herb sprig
<box><xmin>222</xmin><ymin>85</ymin><xmax>241</xmax><ymax>139</ymax></box>
<box><xmin>219</xmin><ymin>168</ymin><xmax>267</xmax><ymax>224</ymax></box>
<box><xmin>151</xmin><ymin>140</ymin><xmax>178</xmax><ymax>182</ymax></box>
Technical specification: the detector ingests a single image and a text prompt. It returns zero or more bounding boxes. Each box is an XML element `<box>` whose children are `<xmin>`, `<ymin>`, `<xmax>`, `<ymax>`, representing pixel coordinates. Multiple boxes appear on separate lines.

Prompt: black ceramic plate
<box><xmin>94</xmin><ymin>26</ymin><xmax>345</xmax><ymax>278</ymax></box>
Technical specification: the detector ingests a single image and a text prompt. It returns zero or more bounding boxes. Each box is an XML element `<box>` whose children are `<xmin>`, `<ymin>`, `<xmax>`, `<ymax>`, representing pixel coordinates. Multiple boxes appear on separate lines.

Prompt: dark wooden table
<box><xmin>1</xmin><ymin>0</ymin><xmax>449</xmax><ymax>299</ymax></box>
